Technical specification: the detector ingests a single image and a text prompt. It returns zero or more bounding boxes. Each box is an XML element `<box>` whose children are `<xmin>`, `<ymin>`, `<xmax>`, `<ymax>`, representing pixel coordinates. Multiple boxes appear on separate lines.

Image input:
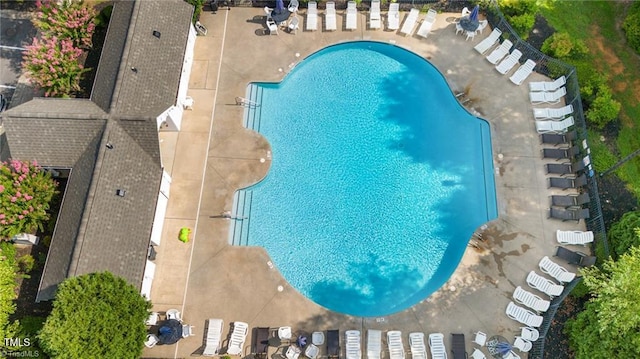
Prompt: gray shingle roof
<box><xmin>1</xmin><ymin>0</ymin><xmax>193</xmax><ymax>301</ymax></box>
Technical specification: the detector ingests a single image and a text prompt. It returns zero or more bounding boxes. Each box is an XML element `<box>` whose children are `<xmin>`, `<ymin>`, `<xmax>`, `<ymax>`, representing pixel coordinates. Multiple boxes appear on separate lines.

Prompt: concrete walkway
<box><xmin>144</xmin><ymin>7</ymin><xmax>588</xmax><ymax>359</ymax></box>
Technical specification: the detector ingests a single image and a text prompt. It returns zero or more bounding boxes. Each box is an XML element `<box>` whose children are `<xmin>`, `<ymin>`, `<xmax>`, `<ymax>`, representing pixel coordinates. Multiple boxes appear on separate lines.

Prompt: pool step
<box><xmin>242</xmin><ymin>84</ymin><xmax>264</xmax><ymax>131</ymax></box>
<box><xmin>229</xmin><ymin>189</ymin><xmax>253</xmax><ymax>246</ymax></box>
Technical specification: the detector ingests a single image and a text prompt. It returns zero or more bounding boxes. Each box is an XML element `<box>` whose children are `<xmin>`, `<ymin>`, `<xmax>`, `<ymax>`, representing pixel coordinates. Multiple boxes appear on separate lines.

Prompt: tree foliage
<box><xmin>0</xmin><ymin>242</ymin><xmax>20</xmax><ymax>350</ymax></box>
<box><xmin>584</xmin><ymin>85</ymin><xmax>621</xmax><ymax>129</ymax></box>
<box><xmin>622</xmin><ymin>1</ymin><xmax>640</xmax><ymax>54</ymax></box>
<box><xmin>0</xmin><ymin>160</ymin><xmax>58</xmax><ymax>239</ymax></box>
<box><xmin>33</xmin><ymin>0</ymin><xmax>97</xmax><ymax>49</ymax></box>
<box><xmin>608</xmin><ymin>211</ymin><xmax>640</xmax><ymax>259</ymax></box>
<box><xmin>38</xmin><ymin>272</ymin><xmax>152</xmax><ymax>358</ymax></box>
<box><xmin>499</xmin><ymin>0</ymin><xmax>538</xmax><ymax>39</ymax></box>
<box><xmin>566</xmin><ymin>246</ymin><xmax>640</xmax><ymax>358</ymax></box>
<box><xmin>541</xmin><ymin>32</ymin><xmax>588</xmax><ymax>59</ymax></box>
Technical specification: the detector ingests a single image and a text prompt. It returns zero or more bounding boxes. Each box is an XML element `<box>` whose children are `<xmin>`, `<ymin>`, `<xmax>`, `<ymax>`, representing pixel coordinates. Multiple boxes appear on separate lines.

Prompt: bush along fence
<box><xmin>478</xmin><ymin>1</ymin><xmax>609</xmax><ymax>358</ymax></box>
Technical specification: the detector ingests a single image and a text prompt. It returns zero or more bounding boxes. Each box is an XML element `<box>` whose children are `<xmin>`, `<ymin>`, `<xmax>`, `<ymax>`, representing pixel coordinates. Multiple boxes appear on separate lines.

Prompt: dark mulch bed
<box><xmin>528</xmin><ymin>14</ymin><xmax>555</xmax><ymax>50</ymax></box>
<box><xmin>543</xmin><ymin>296</ymin><xmax>585</xmax><ymax>359</ymax></box>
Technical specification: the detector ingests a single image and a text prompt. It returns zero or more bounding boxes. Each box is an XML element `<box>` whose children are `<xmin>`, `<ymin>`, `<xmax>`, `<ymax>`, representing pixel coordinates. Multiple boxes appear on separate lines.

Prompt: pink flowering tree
<box><xmin>0</xmin><ymin>160</ymin><xmax>58</xmax><ymax>239</ymax></box>
<box><xmin>32</xmin><ymin>0</ymin><xmax>97</xmax><ymax>49</ymax></box>
<box><xmin>22</xmin><ymin>37</ymin><xmax>89</xmax><ymax>97</ymax></box>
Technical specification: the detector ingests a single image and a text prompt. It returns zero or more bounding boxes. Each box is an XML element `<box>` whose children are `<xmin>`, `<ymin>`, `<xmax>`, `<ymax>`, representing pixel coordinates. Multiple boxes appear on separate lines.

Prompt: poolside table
<box><xmin>459</xmin><ymin>16</ymin><xmax>479</xmax><ymax>32</ymax></box>
<box><xmin>486</xmin><ymin>335</ymin><xmax>511</xmax><ymax>359</ymax></box>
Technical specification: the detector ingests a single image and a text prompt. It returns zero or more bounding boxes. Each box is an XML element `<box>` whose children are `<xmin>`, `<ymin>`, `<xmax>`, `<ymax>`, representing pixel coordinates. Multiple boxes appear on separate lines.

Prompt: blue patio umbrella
<box><xmin>276</xmin><ymin>0</ymin><xmax>285</xmax><ymax>13</ymax></box>
<box><xmin>496</xmin><ymin>341</ymin><xmax>512</xmax><ymax>355</ymax></box>
<box><xmin>469</xmin><ymin>5</ymin><xmax>480</xmax><ymax>22</ymax></box>
<box><xmin>271</xmin><ymin>0</ymin><xmax>291</xmax><ymax>23</ymax></box>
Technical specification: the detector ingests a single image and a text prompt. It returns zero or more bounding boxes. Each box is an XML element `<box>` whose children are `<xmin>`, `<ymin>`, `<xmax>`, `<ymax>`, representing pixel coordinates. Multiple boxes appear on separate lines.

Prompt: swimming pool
<box><xmin>231</xmin><ymin>41</ymin><xmax>497</xmax><ymax>317</ymax></box>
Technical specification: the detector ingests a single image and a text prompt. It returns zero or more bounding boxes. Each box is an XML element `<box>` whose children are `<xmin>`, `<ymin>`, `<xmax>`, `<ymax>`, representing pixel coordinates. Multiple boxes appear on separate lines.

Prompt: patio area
<box><xmin>143</xmin><ymin>6</ymin><xmax>589</xmax><ymax>359</ymax></box>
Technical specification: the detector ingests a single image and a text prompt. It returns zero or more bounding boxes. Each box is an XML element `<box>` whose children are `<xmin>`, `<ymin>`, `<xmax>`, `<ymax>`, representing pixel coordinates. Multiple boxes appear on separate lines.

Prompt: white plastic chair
<box><xmin>182</xmin><ymin>325</ymin><xmax>195</xmax><ymax>338</ymax></box>
<box><xmin>288</xmin><ymin>16</ymin><xmax>300</xmax><ymax>34</ymax></box>
<box><xmin>312</xmin><ymin>331</ymin><xmax>325</xmax><ymax>346</ymax></box>
<box><xmin>465</xmin><ymin>30</ymin><xmax>476</xmax><ymax>41</ymax></box>
<box><xmin>288</xmin><ymin>0</ymin><xmax>299</xmax><ymax>13</ymax></box>
<box><xmin>306</xmin><ymin>344</ymin><xmax>320</xmax><ymax>359</ymax></box>
<box><xmin>166</xmin><ymin>309</ymin><xmax>181</xmax><ymax>321</ymax></box>
<box><xmin>513</xmin><ymin>337</ymin><xmax>532</xmax><ymax>353</ymax></box>
<box><xmin>145</xmin><ymin>334</ymin><xmax>159</xmax><ymax>348</ymax></box>
<box><xmin>470</xmin><ymin>348</ymin><xmax>487</xmax><ymax>359</ymax></box>
<box><xmin>472</xmin><ymin>331</ymin><xmax>487</xmax><ymax>346</ymax></box>
<box><xmin>278</xmin><ymin>326</ymin><xmax>293</xmax><ymax>340</ymax></box>
<box><xmin>267</xmin><ymin>18</ymin><xmax>279</xmax><ymax>35</ymax></box>
<box><xmin>476</xmin><ymin>19</ymin><xmax>488</xmax><ymax>34</ymax></box>
<box><xmin>146</xmin><ymin>312</ymin><xmax>159</xmax><ymax>325</ymax></box>
<box><xmin>520</xmin><ymin>327</ymin><xmax>539</xmax><ymax>342</ymax></box>
<box><xmin>286</xmin><ymin>345</ymin><xmax>301</xmax><ymax>359</ymax></box>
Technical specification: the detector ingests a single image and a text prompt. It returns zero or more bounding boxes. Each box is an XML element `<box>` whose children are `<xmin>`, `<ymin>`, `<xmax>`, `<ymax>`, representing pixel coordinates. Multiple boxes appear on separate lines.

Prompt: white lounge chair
<box><xmin>495</xmin><ymin>49</ymin><xmax>522</xmax><ymax>75</ymax></box>
<box><xmin>306</xmin><ymin>1</ymin><xmax>318</xmax><ymax>31</ymax></box>
<box><xmin>539</xmin><ymin>256</ymin><xmax>576</xmax><ymax>283</ymax></box>
<box><xmin>509</xmin><ymin>59</ymin><xmax>536</xmax><ymax>85</ymax></box>
<box><xmin>306</xmin><ymin>344</ymin><xmax>320</xmax><ymax>359</ymax></box>
<box><xmin>472</xmin><ymin>331</ymin><xmax>487</xmax><ymax>347</ymax></box>
<box><xmin>513</xmin><ymin>286</ymin><xmax>551</xmax><ymax>313</ymax></box>
<box><xmin>530</xmin><ymin>75</ymin><xmax>566</xmax><ymax>92</ymax></box>
<box><xmin>288</xmin><ymin>16</ymin><xmax>300</xmax><ymax>34</ymax></box>
<box><xmin>325</xmin><ymin>1</ymin><xmax>337</xmax><ymax>31</ymax></box>
<box><xmin>505</xmin><ymin>301</ymin><xmax>544</xmax><ymax>328</ymax></box>
<box><xmin>400</xmin><ymin>8</ymin><xmax>420</xmax><ymax>36</ymax></box>
<box><xmin>387</xmin><ymin>331</ymin><xmax>405</xmax><ymax>359</ymax></box>
<box><xmin>530</xmin><ymin>87</ymin><xmax>566</xmax><ymax>104</ymax></box>
<box><xmin>428</xmin><ymin>333</ymin><xmax>447</xmax><ymax>359</ymax></box>
<box><xmin>286</xmin><ymin>345</ymin><xmax>301</xmax><ymax>359</ymax></box>
<box><xmin>486</xmin><ymin>39</ymin><xmax>513</xmax><ymax>65</ymax></box>
<box><xmin>203</xmin><ymin>319</ymin><xmax>224</xmax><ymax>356</ymax></box>
<box><xmin>387</xmin><ymin>3</ymin><xmax>400</xmax><ymax>30</ymax></box>
<box><xmin>556</xmin><ymin>230</ymin><xmax>594</xmax><ymax>245</ymax></box>
<box><xmin>409</xmin><ymin>333</ymin><xmax>427</xmax><ymax>359</ymax></box>
<box><xmin>470</xmin><ymin>349</ymin><xmax>486</xmax><ymax>359</ymax></box>
<box><xmin>416</xmin><ymin>9</ymin><xmax>437</xmax><ymax>38</ymax></box>
<box><xmin>227</xmin><ymin>321</ymin><xmax>249</xmax><ymax>355</ymax></box>
<box><xmin>519</xmin><ymin>327</ymin><xmax>539</xmax><ymax>342</ymax></box>
<box><xmin>526</xmin><ymin>271</ymin><xmax>564</xmax><ymax>298</ymax></box>
<box><xmin>346</xmin><ymin>1</ymin><xmax>357</xmax><ymax>30</ymax></box>
<box><xmin>513</xmin><ymin>337</ymin><xmax>532</xmax><ymax>353</ymax></box>
<box><xmin>535</xmin><ymin>116</ymin><xmax>574</xmax><ymax>134</ymax></box>
<box><xmin>346</xmin><ymin>330</ymin><xmax>362</xmax><ymax>359</ymax></box>
<box><xmin>474</xmin><ymin>28</ymin><xmax>501</xmax><ymax>54</ymax></box>
<box><xmin>533</xmin><ymin>104</ymin><xmax>573</xmax><ymax>120</ymax></box>
<box><xmin>367</xmin><ymin>330</ymin><xmax>382</xmax><ymax>359</ymax></box>
<box><xmin>369</xmin><ymin>0</ymin><xmax>381</xmax><ymax>29</ymax></box>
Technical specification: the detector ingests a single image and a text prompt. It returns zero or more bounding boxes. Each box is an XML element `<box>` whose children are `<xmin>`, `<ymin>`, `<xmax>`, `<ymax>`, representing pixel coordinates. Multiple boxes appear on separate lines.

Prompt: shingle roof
<box><xmin>1</xmin><ymin>0</ymin><xmax>193</xmax><ymax>301</ymax></box>
<box><xmin>109</xmin><ymin>0</ymin><xmax>194</xmax><ymax>117</ymax></box>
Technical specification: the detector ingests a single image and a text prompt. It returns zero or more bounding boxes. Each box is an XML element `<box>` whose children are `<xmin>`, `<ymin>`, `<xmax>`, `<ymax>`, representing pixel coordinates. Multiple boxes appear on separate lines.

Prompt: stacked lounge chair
<box><xmin>346</xmin><ymin>330</ymin><xmax>362</xmax><ymax>359</ymax></box>
<box><xmin>400</xmin><ymin>8</ymin><xmax>420</xmax><ymax>36</ymax></box>
<box><xmin>203</xmin><ymin>319</ymin><xmax>224</xmax><ymax>356</ymax></box>
<box><xmin>535</xmin><ymin>117</ymin><xmax>574</xmax><ymax>134</ymax></box>
<box><xmin>416</xmin><ymin>9</ymin><xmax>437</xmax><ymax>38</ymax></box>
<box><xmin>451</xmin><ymin>333</ymin><xmax>467</xmax><ymax>359</ymax></box>
<box><xmin>555</xmin><ymin>246</ymin><xmax>596</xmax><ymax>267</ymax></box>
<box><xmin>486</xmin><ymin>39</ymin><xmax>513</xmax><ymax>64</ymax></box>
<box><xmin>526</xmin><ymin>271</ymin><xmax>563</xmax><ymax>298</ymax></box>
<box><xmin>409</xmin><ymin>333</ymin><xmax>427</xmax><ymax>359</ymax></box>
<box><xmin>387</xmin><ymin>3</ymin><xmax>400</xmax><ymax>30</ymax></box>
<box><xmin>474</xmin><ymin>28</ymin><xmax>502</xmax><ymax>54</ymax></box>
<box><xmin>428</xmin><ymin>333</ymin><xmax>447</xmax><ymax>359</ymax></box>
<box><xmin>530</xmin><ymin>76</ymin><xmax>566</xmax><ymax>92</ymax></box>
<box><xmin>328</xmin><ymin>330</ymin><xmax>340</xmax><ymax>359</ymax></box>
<box><xmin>545</xmin><ymin>160</ymin><xmax>586</xmax><ymax>176</ymax></box>
<box><xmin>369</xmin><ymin>0</ymin><xmax>381</xmax><ymax>29</ymax></box>
<box><xmin>550</xmin><ymin>193</ymin><xmax>590</xmax><ymax>208</ymax></box>
<box><xmin>306</xmin><ymin>1</ymin><xmax>318</xmax><ymax>31</ymax></box>
<box><xmin>542</xmin><ymin>145</ymin><xmax>580</xmax><ymax>160</ymax></box>
<box><xmin>549</xmin><ymin>207</ymin><xmax>590</xmax><ymax>222</ymax></box>
<box><xmin>556</xmin><ymin>230</ymin><xmax>594</xmax><ymax>245</ymax></box>
<box><xmin>540</xmin><ymin>130</ymin><xmax>577</xmax><ymax>146</ymax></box>
<box><xmin>367</xmin><ymin>330</ymin><xmax>382</xmax><ymax>359</ymax></box>
<box><xmin>530</xmin><ymin>87</ymin><xmax>566</xmax><ymax>104</ymax></box>
<box><xmin>548</xmin><ymin>174</ymin><xmax>587</xmax><ymax>190</ymax></box>
<box><xmin>533</xmin><ymin>104</ymin><xmax>573</xmax><ymax>120</ymax></box>
<box><xmin>513</xmin><ymin>286</ymin><xmax>550</xmax><ymax>313</ymax></box>
<box><xmin>539</xmin><ymin>256</ymin><xmax>576</xmax><ymax>283</ymax></box>
<box><xmin>495</xmin><ymin>49</ymin><xmax>523</xmax><ymax>75</ymax></box>
<box><xmin>505</xmin><ymin>301</ymin><xmax>544</xmax><ymax>327</ymax></box>
<box><xmin>346</xmin><ymin>1</ymin><xmax>357</xmax><ymax>30</ymax></box>
<box><xmin>509</xmin><ymin>59</ymin><xmax>536</xmax><ymax>85</ymax></box>
<box><xmin>387</xmin><ymin>331</ymin><xmax>405</xmax><ymax>359</ymax></box>
<box><xmin>227</xmin><ymin>321</ymin><xmax>249</xmax><ymax>355</ymax></box>
<box><xmin>325</xmin><ymin>2</ymin><xmax>337</xmax><ymax>31</ymax></box>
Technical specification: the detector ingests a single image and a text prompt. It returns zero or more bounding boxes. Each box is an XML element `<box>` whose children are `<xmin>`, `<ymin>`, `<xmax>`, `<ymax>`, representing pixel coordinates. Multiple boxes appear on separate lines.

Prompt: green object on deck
<box><xmin>179</xmin><ymin>227</ymin><xmax>191</xmax><ymax>243</ymax></box>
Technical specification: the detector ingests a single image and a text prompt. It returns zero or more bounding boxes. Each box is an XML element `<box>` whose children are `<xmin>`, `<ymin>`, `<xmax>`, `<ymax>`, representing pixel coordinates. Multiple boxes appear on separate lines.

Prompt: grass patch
<box><xmin>540</xmin><ymin>1</ymin><xmax>640</xmax><ymax>203</ymax></box>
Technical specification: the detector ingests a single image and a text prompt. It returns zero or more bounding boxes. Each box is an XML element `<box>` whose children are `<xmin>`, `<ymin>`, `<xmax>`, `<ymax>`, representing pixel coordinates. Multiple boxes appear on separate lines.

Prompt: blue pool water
<box><xmin>232</xmin><ymin>41</ymin><xmax>497</xmax><ymax>317</ymax></box>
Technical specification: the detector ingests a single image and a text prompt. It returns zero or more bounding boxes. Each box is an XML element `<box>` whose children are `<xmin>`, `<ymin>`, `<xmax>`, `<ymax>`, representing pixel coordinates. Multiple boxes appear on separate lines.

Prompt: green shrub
<box><xmin>17</xmin><ymin>254</ymin><xmax>35</xmax><ymax>274</ymax></box>
<box><xmin>507</xmin><ymin>13</ymin><xmax>535</xmax><ymax>39</ymax></box>
<box><xmin>0</xmin><ymin>242</ymin><xmax>19</xmax><ymax>350</ymax></box>
<box><xmin>608</xmin><ymin>211</ymin><xmax>640</xmax><ymax>259</ymax></box>
<box><xmin>585</xmin><ymin>86</ymin><xmax>621</xmax><ymax>129</ymax></box>
<box><xmin>184</xmin><ymin>0</ymin><xmax>205</xmax><ymax>23</ymax></box>
<box><xmin>586</xmin><ymin>129</ymin><xmax>618</xmax><ymax>172</ymax></box>
<box><xmin>622</xmin><ymin>2</ymin><xmax>640</xmax><ymax>54</ymax></box>
<box><xmin>570</xmin><ymin>279</ymin><xmax>590</xmax><ymax>299</ymax></box>
<box><xmin>94</xmin><ymin>5</ymin><xmax>113</xmax><ymax>29</ymax></box>
<box><xmin>541</xmin><ymin>32</ymin><xmax>588</xmax><ymax>59</ymax></box>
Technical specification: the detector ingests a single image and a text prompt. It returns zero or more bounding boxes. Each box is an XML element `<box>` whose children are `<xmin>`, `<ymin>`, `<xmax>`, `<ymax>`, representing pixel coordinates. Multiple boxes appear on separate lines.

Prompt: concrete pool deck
<box><xmin>144</xmin><ymin>8</ymin><xmax>589</xmax><ymax>359</ymax></box>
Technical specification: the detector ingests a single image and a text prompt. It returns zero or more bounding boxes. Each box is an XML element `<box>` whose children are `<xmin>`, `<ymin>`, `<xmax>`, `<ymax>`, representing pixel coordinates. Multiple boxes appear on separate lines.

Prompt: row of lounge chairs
<box><xmin>474</xmin><ymin>29</ymin><xmax>536</xmax><ymax>85</ymax></box>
